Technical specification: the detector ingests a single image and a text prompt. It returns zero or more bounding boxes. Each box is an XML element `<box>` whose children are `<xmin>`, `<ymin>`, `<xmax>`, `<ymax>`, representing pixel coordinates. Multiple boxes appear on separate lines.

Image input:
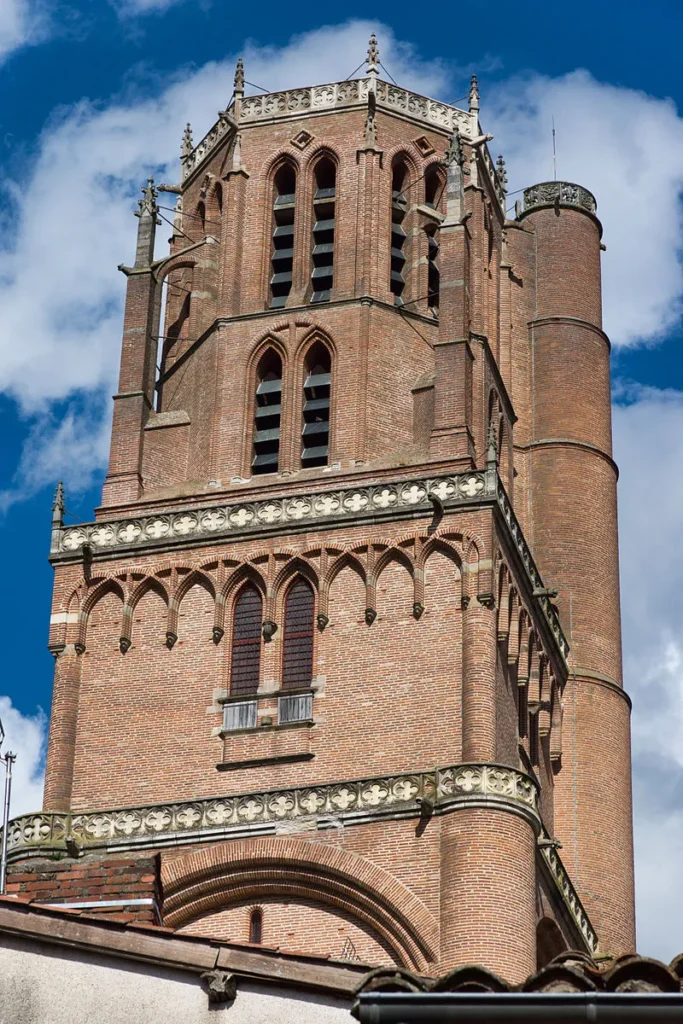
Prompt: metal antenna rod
<box><xmin>552</xmin><ymin>116</ymin><xmax>557</xmax><ymax>181</ymax></box>
<box><xmin>0</xmin><ymin>717</ymin><xmax>16</xmax><ymax>896</ymax></box>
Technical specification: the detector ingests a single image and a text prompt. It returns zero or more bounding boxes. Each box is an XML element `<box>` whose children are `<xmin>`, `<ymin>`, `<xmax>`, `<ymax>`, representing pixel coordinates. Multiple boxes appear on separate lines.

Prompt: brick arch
<box><xmin>272</xmin><ymin>556</ymin><xmax>319</xmax><ymax>604</ymax></box>
<box><xmin>304</xmin><ymin>143</ymin><xmax>343</xmax><ymax>173</ymax></box>
<box><xmin>294</xmin><ymin>324</ymin><xmax>338</xmax><ymax>363</ymax></box>
<box><xmin>174</xmin><ymin>568</ymin><xmax>216</xmax><ymax>606</ymax></box>
<box><xmin>386</xmin><ymin>145</ymin><xmax>420</xmax><ymax>183</ymax></box>
<box><xmin>128</xmin><ymin>575</ymin><xmax>170</xmax><ymax>613</ymax></box>
<box><xmin>260</xmin><ymin>149</ymin><xmax>302</xmax><ymax>185</ymax></box>
<box><xmin>221</xmin><ymin>563</ymin><xmax>267</xmax><ymax>604</ymax></box>
<box><xmin>161</xmin><ymin>838</ymin><xmax>438</xmax><ymax>970</ymax></box>
<box><xmin>417</xmin><ymin>536</ymin><xmax>463</xmax><ymax>573</ymax></box>
<box><xmin>324</xmin><ymin>551</ymin><xmax>367</xmax><ymax>590</ymax></box>
<box><xmin>78</xmin><ymin>579</ymin><xmax>124</xmax><ymax>651</ymax></box>
<box><xmin>374</xmin><ymin>546</ymin><xmax>415</xmax><ymax>582</ymax></box>
<box><xmin>122</xmin><ymin>577</ymin><xmax>169</xmax><ymax>647</ymax></box>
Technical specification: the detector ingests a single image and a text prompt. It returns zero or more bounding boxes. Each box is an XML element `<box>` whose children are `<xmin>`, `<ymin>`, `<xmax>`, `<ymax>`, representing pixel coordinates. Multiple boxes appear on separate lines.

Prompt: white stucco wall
<box><xmin>0</xmin><ymin>935</ymin><xmax>353</xmax><ymax>1024</ymax></box>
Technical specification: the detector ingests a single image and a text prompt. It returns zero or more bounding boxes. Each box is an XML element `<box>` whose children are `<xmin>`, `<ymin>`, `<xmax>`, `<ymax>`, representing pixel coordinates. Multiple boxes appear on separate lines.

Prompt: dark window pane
<box><xmin>230</xmin><ymin>585</ymin><xmax>262</xmax><ymax>694</ymax></box>
<box><xmin>282</xmin><ymin>579</ymin><xmax>314</xmax><ymax>688</ymax></box>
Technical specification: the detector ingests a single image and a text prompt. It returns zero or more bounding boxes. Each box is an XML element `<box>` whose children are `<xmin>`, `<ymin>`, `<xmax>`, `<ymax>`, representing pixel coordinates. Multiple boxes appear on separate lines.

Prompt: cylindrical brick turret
<box><xmin>519</xmin><ymin>182</ymin><xmax>635</xmax><ymax>955</ymax></box>
<box><xmin>440</xmin><ymin>805</ymin><xmax>537</xmax><ymax>983</ymax></box>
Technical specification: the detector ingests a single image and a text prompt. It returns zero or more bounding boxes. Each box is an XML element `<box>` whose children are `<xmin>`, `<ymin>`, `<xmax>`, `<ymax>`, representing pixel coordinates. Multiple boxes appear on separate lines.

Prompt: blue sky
<box><xmin>1</xmin><ymin>0</ymin><xmax>683</xmax><ymax>961</ymax></box>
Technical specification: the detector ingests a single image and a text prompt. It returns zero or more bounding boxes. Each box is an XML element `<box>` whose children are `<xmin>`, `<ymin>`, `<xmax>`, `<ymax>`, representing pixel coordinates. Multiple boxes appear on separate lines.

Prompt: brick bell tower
<box><xmin>9</xmin><ymin>36</ymin><xmax>635</xmax><ymax>983</ymax></box>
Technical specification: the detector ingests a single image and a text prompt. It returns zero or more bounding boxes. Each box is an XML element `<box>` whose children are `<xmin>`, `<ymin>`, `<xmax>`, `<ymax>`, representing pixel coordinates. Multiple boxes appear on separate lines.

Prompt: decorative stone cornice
<box><xmin>8</xmin><ymin>764</ymin><xmax>538</xmax><ymax>863</ymax></box>
<box><xmin>183</xmin><ymin>79</ymin><xmax>470</xmax><ymax>182</ymax></box>
<box><xmin>181</xmin><ymin>77</ymin><xmax>507</xmax><ymax>209</ymax></box>
<box><xmin>522</xmin><ymin>181</ymin><xmax>597</xmax><ymax>216</ymax></box>
<box><xmin>50</xmin><ymin>467</ymin><xmax>569</xmax><ymax>665</ymax></box>
<box><xmin>6</xmin><ymin>763</ymin><xmax>597</xmax><ymax>953</ymax></box>
<box><xmin>52</xmin><ymin>471</ymin><xmax>492</xmax><ymax>558</ymax></box>
<box><xmin>539</xmin><ymin>838</ymin><xmax>599</xmax><ymax>954</ymax></box>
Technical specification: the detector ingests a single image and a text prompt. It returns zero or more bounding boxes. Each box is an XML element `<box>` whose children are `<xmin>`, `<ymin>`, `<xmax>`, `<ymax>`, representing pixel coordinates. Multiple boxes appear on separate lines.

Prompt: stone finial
<box><xmin>496</xmin><ymin>154</ymin><xmax>508</xmax><ymax>193</ymax></box>
<box><xmin>181</xmin><ymin>123</ymin><xmax>193</xmax><ymax>160</ymax></box>
<box><xmin>487</xmin><ymin>418</ymin><xmax>498</xmax><ymax>467</ymax></box>
<box><xmin>172</xmin><ymin>195</ymin><xmax>183</xmax><ymax>233</ymax></box>
<box><xmin>469</xmin><ymin>74</ymin><xmax>480</xmax><ymax>115</ymax></box>
<box><xmin>367</xmin><ymin>33</ymin><xmax>380</xmax><ymax>73</ymax></box>
<box><xmin>444</xmin><ymin>128</ymin><xmax>463</xmax><ymax>168</ymax></box>
<box><xmin>136</xmin><ymin>178</ymin><xmax>160</xmax><ymax>222</ymax></box>
<box><xmin>364</xmin><ymin>88</ymin><xmax>378</xmax><ymax>149</ymax></box>
<box><xmin>234</xmin><ymin>57</ymin><xmax>244</xmax><ymax>96</ymax></box>
<box><xmin>52</xmin><ymin>481</ymin><xmax>65</xmax><ymax>527</ymax></box>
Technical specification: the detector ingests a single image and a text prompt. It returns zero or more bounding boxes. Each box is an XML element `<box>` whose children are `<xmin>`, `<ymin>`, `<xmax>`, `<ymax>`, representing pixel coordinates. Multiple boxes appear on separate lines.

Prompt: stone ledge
<box><xmin>6</xmin><ymin>762</ymin><xmax>597</xmax><ymax>955</ymax></box>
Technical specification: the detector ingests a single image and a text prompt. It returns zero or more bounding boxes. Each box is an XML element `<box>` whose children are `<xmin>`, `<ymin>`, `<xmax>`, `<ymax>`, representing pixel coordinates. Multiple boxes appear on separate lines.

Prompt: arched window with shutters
<box><xmin>252</xmin><ymin>348</ymin><xmax>283</xmax><ymax>475</ymax></box>
<box><xmin>426</xmin><ymin>226</ymin><xmax>440</xmax><ymax>313</ymax></box>
<box><xmin>224</xmin><ymin>583</ymin><xmax>263</xmax><ymax>732</ymax></box>
<box><xmin>229</xmin><ymin>584</ymin><xmax>263</xmax><ymax>695</ymax></box>
<box><xmin>281</xmin><ymin>578</ymin><xmax>315</xmax><ymax>689</ymax></box>
<box><xmin>310</xmin><ymin>156</ymin><xmax>336</xmax><ymax>303</ymax></box>
<box><xmin>270</xmin><ymin>164</ymin><xmax>296</xmax><ymax>309</ymax></box>
<box><xmin>390</xmin><ymin>157</ymin><xmax>409</xmax><ymax>306</ymax></box>
<box><xmin>301</xmin><ymin>342</ymin><xmax>331</xmax><ymax>468</ymax></box>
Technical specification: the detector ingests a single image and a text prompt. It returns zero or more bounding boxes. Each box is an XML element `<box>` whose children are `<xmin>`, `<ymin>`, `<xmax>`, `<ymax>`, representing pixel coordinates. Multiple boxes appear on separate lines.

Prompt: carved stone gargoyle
<box><xmin>200</xmin><ymin>969</ymin><xmax>237</xmax><ymax>1005</ymax></box>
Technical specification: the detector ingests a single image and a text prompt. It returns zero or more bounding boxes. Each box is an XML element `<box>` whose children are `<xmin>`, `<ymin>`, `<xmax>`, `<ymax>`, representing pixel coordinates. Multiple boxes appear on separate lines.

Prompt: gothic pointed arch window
<box><xmin>229</xmin><ymin>584</ymin><xmax>263</xmax><ymax>696</ymax></box>
<box><xmin>311</xmin><ymin>157</ymin><xmax>336</xmax><ymax>303</ymax></box>
<box><xmin>196</xmin><ymin>200</ymin><xmax>206</xmax><ymax>240</ymax></box>
<box><xmin>390</xmin><ymin>158</ymin><xmax>409</xmax><ymax>305</ymax></box>
<box><xmin>301</xmin><ymin>341</ymin><xmax>331</xmax><ymax>468</ymax></box>
<box><xmin>253</xmin><ymin>348</ymin><xmax>283</xmax><ymax>474</ymax></box>
<box><xmin>424</xmin><ymin>163</ymin><xmax>445</xmax><ymax>210</ymax></box>
<box><xmin>270</xmin><ymin>163</ymin><xmax>296</xmax><ymax>308</ymax></box>
<box><xmin>282</xmin><ymin>577</ymin><xmax>315</xmax><ymax>689</ymax></box>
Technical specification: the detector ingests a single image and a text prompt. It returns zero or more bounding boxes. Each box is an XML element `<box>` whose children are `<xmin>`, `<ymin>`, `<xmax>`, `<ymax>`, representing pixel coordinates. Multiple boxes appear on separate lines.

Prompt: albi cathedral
<box><xmin>7</xmin><ymin>37</ymin><xmax>635</xmax><ymax>983</ymax></box>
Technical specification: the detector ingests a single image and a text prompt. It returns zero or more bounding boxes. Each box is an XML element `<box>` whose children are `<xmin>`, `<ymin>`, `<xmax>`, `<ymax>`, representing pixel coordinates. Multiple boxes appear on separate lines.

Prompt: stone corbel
<box><xmin>200</xmin><ymin>969</ymin><xmax>236</xmax><ymax>1005</ymax></box>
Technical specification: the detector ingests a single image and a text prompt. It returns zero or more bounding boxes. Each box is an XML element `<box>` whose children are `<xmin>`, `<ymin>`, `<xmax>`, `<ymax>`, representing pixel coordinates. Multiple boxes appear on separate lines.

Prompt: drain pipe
<box><xmin>352</xmin><ymin>992</ymin><xmax>683</xmax><ymax>1023</ymax></box>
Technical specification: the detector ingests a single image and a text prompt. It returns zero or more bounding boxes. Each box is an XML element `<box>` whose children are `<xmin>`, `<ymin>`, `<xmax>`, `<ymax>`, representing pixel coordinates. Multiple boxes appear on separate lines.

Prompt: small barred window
<box><xmin>230</xmin><ymin>585</ymin><xmax>262</xmax><ymax>695</ymax></box>
<box><xmin>282</xmin><ymin>578</ymin><xmax>315</xmax><ymax>689</ymax></box>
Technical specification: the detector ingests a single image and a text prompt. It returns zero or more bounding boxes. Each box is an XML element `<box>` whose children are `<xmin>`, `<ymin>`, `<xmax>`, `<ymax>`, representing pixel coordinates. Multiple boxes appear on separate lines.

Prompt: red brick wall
<box><xmin>38</xmin><ymin>82</ymin><xmax>635</xmax><ymax>977</ymax></box>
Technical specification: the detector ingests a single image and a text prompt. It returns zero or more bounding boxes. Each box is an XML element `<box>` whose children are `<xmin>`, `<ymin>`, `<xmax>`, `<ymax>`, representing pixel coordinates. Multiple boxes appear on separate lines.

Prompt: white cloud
<box><xmin>0</xmin><ymin>20</ymin><xmax>449</xmax><ymax>503</ymax></box>
<box><xmin>113</xmin><ymin>0</ymin><xmax>192</xmax><ymax>16</ymax></box>
<box><xmin>613</xmin><ymin>386</ymin><xmax>683</xmax><ymax>960</ymax></box>
<box><xmin>487</xmin><ymin>71</ymin><xmax>683</xmax><ymax>347</ymax></box>
<box><xmin>0</xmin><ymin>0</ymin><xmax>50</xmax><ymax>63</ymax></box>
<box><xmin>0</xmin><ymin>698</ymin><xmax>46</xmax><ymax>818</ymax></box>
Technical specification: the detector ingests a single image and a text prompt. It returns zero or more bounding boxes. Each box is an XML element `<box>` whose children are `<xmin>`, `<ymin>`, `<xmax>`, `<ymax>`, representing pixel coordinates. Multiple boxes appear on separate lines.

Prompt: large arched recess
<box><xmin>161</xmin><ymin>838</ymin><xmax>438</xmax><ymax>971</ymax></box>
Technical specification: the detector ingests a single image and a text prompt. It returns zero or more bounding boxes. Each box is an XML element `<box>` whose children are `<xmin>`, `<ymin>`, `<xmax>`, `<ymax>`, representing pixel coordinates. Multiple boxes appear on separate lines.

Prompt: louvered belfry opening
<box><xmin>426</xmin><ymin>226</ymin><xmax>440</xmax><ymax>312</ymax></box>
<box><xmin>270</xmin><ymin>164</ymin><xmax>296</xmax><ymax>309</ymax></box>
<box><xmin>229</xmin><ymin>584</ymin><xmax>263</xmax><ymax>695</ymax></box>
<box><xmin>390</xmin><ymin>159</ymin><xmax>409</xmax><ymax>306</ymax></box>
<box><xmin>301</xmin><ymin>342</ymin><xmax>331</xmax><ymax>468</ymax></box>
<box><xmin>282</xmin><ymin>578</ymin><xmax>315</xmax><ymax>689</ymax></box>
<box><xmin>424</xmin><ymin>164</ymin><xmax>442</xmax><ymax>314</ymax></box>
<box><xmin>252</xmin><ymin>349</ymin><xmax>282</xmax><ymax>475</ymax></box>
<box><xmin>311</xmin><ymin>157</ymin><xmax>336</xmax><ymax>303</ymax></box>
